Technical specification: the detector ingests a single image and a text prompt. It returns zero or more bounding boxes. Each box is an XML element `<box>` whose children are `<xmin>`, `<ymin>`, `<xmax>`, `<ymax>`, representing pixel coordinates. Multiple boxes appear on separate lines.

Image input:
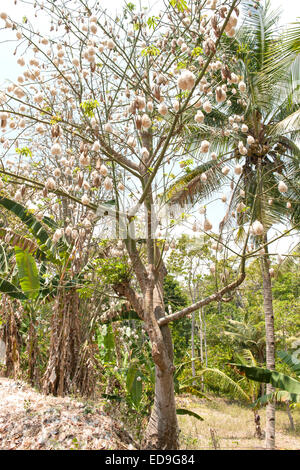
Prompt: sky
<box><xmin>0</xmin><ymin>0</ymin><xmax>299</xmax><ymax>255</ymax></box>
<box><xmin>0</xmin><ymin>0</ymin><xmax>299</xmax><ymax>83</ymax></box>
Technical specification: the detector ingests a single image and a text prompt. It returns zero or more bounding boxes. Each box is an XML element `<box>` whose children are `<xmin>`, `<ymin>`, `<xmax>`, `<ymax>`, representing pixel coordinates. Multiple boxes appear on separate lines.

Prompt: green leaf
<box><xmin>126</xmin><ymin>2</ymin><xmax>135</xmax><ymax>12</ymax></box>
<box><xmin>278</xmin><ymin>351</ymin><xmax>300</xmax><ymax>376</ymax></box>
<box><xmin>79</xmin><ymin>99</ymin><xmax>99</xmax><ymax>118</ymax></box>
<box><xmin>231</xmin><ymin>363</ymin><xmax>300</xmax><ymax>396</ymax></box>
<box><xmin>176</xmin><ymin>409</ymin><xmax>204</xmax><ymax>421</ymax></box>
<box><xmin>101</xmin><ymin>394</ymin><xmax>123</xmax><ymax>402</ymax></box>
<box><xmin>141</xmin><ymin>45</ymin><xmax>161</xmax><ymax>57</ymax></box>
<box><xmin>0</xmin><ymin>228</ymin><xmax>45</xmax><ymax>261</ymax></box>
<box><xmin>0</xmin><ymin>197</ymin><xmax>69</xmax><ymax>261</ymax></box>
<box><xmin>147</xmin><ymin>16</ymin><xmax>159</xmax><ymax>29</ymax></box>
<box><xmin>170</xmin><ymin>0</ymin><xmax>188</xmax><ymax>12</ymax></box>
<box><xmin>255</xmin><ymin>390</ymin><xmax>300</xmax><ymax>406</ymax></box>
<box><xmin>103</xmin><ymin>324</ymin><xmax>115</xmax><ymax>362</ymax></box>
<box><xmin>0</xmin><ymin>278</ymin><xmax>27</xmax><ymax>300</ymax></box>
<box><xmin>0</xmin><ymin>197</ymin><xmax>50</xmax><ymax>245</ymax></box>
<box><xmin>101</xmin><ymin>309</ymin><xmax>141</xmax><ymax>323</ymax></box>
<box><xmin>15</xmin><ymin>248</ymin><xmax>40</xmax><ymax>299</ymax></box>
<box><xmin>178</xmin><ymin>385</ymin><xmax>210</xmax><ymax>400</ymax></box>
<box><xmin>126</xmin><ymin>363</ymin><xmax>142</xmax><ymax>407</ymax></box>
<box><xmin>15</xmin><ymin>147</ymin><xmax>32</xmax><ymax>158</ymax></box>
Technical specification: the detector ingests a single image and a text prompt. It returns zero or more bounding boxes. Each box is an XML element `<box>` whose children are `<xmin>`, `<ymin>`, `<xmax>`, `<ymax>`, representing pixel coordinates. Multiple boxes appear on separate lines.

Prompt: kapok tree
<box><xmin>0</xmin><ymin>0</ymin><xmax>266</xmax><ymax>449</ymax></box>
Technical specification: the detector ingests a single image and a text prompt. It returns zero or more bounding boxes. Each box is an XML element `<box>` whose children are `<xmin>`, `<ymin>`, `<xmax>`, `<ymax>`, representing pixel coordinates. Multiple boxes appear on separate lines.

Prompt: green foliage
<box><xmin>96</xmin><ymin>255</ymin><xmax>131</xmax><ymax>284</ymax></box>
<box><xmin>97</xmin><ymin>324</ymin><xmax>118</xmax><ymax>362</ymax></box>
<box><xmin>125</xmin><ymin>2</ymin><xmax>135</xmax><ymax>12</ymax></box>
<box><xmin>147</xmin><ymin>16</ymin><xmax>159</xmax><ymax>29</ymax></box>
<box><xmin>176</xmin><ymin>61</ymin><xmax>188</xmax><ymax>70</ymax></box>
<box><xmin>191</xmin><ymin>47</ymin><xmax>203</xmax><ymax>57</ymax></box>
<box><xmin>0</xmin><ymin>278</ymin><xmax>27</xmax><ymax>300</ymax></box>
<box><xmin>15</xmin><ymin>147</ymin><xmax>32</xmax><ymax>158</ymax></box>
<box><xmin>169</xmin><ymin>0</ymin><xmax>188</xmax><ymax>12</ymax></box>
<box><xmin>96</xmin><ymin>322</ymin><xmax>154</xmax><ymax>415</ymax></box>
<box><xmin>163</xmin><ymin>275</ymin><xmax>189</xmax><ymax>361</ymax></box>
<box><xmin>79</xmin><ymin>99</ymin><xmax>99</xmax><ymax>118</ymax></box>
<box><xmin>278</xmin><ymin>351</ymin><xmax>300</xmax><ymax>376</ymax></box>
<box><xmin>15</xmin><ymin>248</ymin><xmax>40</xmax><ymax>299</ymax></box>
<box><xmin>126</xmin><ymin>361</ymin><xmax>143</xmax><ymax>408</ymax></box>
<box><xmin>232</xmin><ymin>360</ymin><xmax>300</xmax><ymax>402</ymax></box>
<box><xmin>100</xmin><ymin>308</ymin><xmax>141</xmax><ymax>323</ymax></box>
<box><xmin>176</xmin><ymin>409</ymin><xmax>204</xmax><ymax>421</ymax></box>
<box><xmin>0</xmin><ymin>197</ymin><xmax>62</xmax><ymax>261</ymax></box>
<box><xmin>141</xmin><ymin>46</ymin><xmax>161</xmax><ymax>57</ymax></box>
<box><xmin>184</xmin><ymin>367</ymin><xmax>250</xmax><ymax>403</ymax></box>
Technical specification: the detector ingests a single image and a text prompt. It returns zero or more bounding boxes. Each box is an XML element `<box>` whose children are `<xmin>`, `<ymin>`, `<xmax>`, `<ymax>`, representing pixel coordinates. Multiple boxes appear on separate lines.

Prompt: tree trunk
<box><xmin>143</xmin><ymin>282</ymin><xmax>179</xmax><ymax>449</ymax></box>
<box><xmin>261</xmin><ymin>248</ymin><xmax>276</xmax><ymax>449</ymax></box>
<box><xmin>1</xmin><ymin>297</ymin><xmax>21</xmax><ymax>379</ymax></box>
<box><xmin>42</xmin><ymin>288</ymin><xmax>81</xmax><ymax>396</ymax></box>
<box><xmin>253</xmin><ymin>410</ymin><xmax>263</xmax><ymax>439</ymax></box>
<box><xmin>203</xmin><ymin>309</ymin><xmax>208</xmax><ymax>368</ymax></box>
<box><xmin>199</xmin><ymin>309</ymin><xmax>204</xmax><ymax>391</ymax></box>
<box><xmin>145</xmin><ymin>356</ymin><xmax>179</xmax><ymax>449</ymax></box>
<box><xmin>286</xmin><ymin>402</ymin><xmax>295</xmax><ymax>431</ymax></box>
<box><xmin>27</xmin><ymin>318</ymin><xmax>40</xmax><ymax>387</ymax></box>
<box><xmin>191</xmin><ymin>311</ymin><xmax>196</xmax><ymax>380</ymax></box>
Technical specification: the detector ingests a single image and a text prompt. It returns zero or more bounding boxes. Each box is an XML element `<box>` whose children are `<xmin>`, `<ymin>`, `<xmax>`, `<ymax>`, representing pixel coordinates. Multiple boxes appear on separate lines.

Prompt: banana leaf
<box><xmin>0</xmin><ymin>278</ymin><xmax>27</xmax><ymax>300</ymax></box>
<box><xmin>0</xmin><ymin>197</ymin><xmax>69</xmax><ymax>260</ymax></box>
<box><xmin>176</xmin><ymin>409</ymin><xmax>204</xmax><ymax>421</ymax></box>
<box><xmin>126</xmin><ymin>362</ymin><xmax>143</xmax><ymax>407</ymax></box>
<box><xmin>0</xmin><ymin>197</ymin><xmax>51</xmax><ymax>246</ymax></box>
<box><xmin>231</xmin><ymin>363</ymin><xmax>300</xmax><ymax>395</ymax></box>
<box><xmin>278</xmin><ymin>351</ymin><xmax>300</xmax><ymax>376</ymax></box>
<box><xmin>15</xmin><ymin>248</ymin><xmax>40</xmax><ymax>299</ymax></box>
<box><xmin>255</xmin><ymin>390</ymin><xmax>300</xmax><ymax>406</ymax></box>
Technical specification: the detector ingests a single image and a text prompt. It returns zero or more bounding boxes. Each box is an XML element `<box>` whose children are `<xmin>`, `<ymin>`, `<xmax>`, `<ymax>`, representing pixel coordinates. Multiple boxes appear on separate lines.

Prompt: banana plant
<box><xmin>181</xmin><ymin>350</ymin><xmax>265</xmax><ymax>438</ymax></box>
<box><xmin>0</xmin><ymin>196</ymin><xmax>70</xmax><ymax>263</ymax></box>
<box><xmin>0</xmin><ymin>195</ymin><xmax>77</xmax><ymax>302</ymax></box>
<box><xmin>14</xmin><ymin>248</ymin><xmax>40</xmax><ymax>300</ymax></box>
<box><xmin>0</xmin><ymin>196</ymin><xmax>102</xmax><ymax>395</ymax></box>
<box><xmin>231</xmin><ymin>350</ymin><xmax>300</xmax><ymax>404</ymax></box>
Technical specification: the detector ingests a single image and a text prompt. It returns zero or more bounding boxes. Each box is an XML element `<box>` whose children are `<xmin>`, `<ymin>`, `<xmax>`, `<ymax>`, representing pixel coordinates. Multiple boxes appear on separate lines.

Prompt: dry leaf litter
<box><xmin>0</xmin><ymin>377</ymin><xmax>136</xmax><ymax>450</ymax></box>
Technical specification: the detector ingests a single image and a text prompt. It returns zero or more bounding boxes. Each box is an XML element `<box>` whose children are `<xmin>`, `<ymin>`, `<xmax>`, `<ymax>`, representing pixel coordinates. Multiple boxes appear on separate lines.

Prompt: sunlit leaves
<box><xmin>170</xmin><ymin>0</ymin><xmax>189</xmax><ymax>12</ymax></box>
<box><xmin>79</xmin><ymin>99</ymin><xmax>100</xmax><ymax>118</ymax></box>
<box><xmin>15</xmin><ymin>147</ymin><xmax>32</xmax><ymax>158</ymax></box>
<box><xmin>141</xmin><ymin>45</ymin><xmax>161</xmax><ymax>57</ymax></box>
<box><xmin>147</xmin><ymin>16</ymin><xmax>159</xmax><ymax>29</ymax></box>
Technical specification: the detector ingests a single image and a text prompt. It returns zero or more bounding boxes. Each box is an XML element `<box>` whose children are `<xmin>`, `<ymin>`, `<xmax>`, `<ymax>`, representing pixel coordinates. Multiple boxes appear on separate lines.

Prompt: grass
<box><xmin>176</xmin><ymin>395</ymin><xmax>300</xmax><ymax>450</ymax></box>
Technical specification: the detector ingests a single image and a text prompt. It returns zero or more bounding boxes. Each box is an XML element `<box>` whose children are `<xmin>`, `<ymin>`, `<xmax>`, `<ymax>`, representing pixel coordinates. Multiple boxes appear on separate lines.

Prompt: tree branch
<box><xmin>158</xmin><ymin>258</ymin><xmax>246</xmax><ymax>327</ymax></box>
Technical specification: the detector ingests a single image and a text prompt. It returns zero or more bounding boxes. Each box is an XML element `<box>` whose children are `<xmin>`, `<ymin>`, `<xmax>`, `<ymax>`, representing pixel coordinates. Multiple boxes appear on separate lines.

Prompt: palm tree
<box><xmin>223</xmin><ymin>319</ymin><xmax>266</xmax><ymax>365</ymax></box>
<box><xmin>167</xmin><ymin>0</ymin><xmax>300</xmax><ymax>449</ymax></box>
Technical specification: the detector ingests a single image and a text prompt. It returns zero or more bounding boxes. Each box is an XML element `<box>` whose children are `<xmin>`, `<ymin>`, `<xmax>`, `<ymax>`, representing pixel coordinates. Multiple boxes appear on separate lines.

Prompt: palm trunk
<box><xmin>261</xmin><ymin>246</ymin><xmax>276</xmax><ymax>449</ymax></box>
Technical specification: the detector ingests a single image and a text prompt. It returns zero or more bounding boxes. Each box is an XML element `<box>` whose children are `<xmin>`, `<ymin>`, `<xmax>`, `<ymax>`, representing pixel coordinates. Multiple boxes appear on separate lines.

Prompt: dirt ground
<box><xmin>1</xmin><ymin>376</ymin><xmax>299</xmax><ymax>450</ymax></box>
<box><xmin>0</xmin><ymin>377</ymin><xmax>136</xmax><ymax>450</ymax></box>
<box><xmin>177</xmin><ymin>395</ymin><xmax>300</xmax><ymax>450</ymax></box>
